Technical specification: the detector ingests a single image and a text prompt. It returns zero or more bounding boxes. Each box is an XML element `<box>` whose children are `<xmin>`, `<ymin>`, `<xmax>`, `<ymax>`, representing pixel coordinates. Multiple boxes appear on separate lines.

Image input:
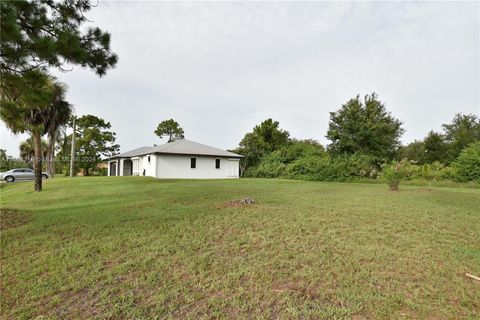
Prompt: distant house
<box><xmin>106</xmin><ymin>139</ymin><xmax>243</xmax><ymax>179</ymax></box>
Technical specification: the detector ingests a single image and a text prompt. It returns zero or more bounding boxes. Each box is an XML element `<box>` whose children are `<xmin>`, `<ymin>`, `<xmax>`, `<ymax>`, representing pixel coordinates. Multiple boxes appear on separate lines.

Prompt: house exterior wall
<box><xmin>132</xmin><ymin>157</ymin><xmax>143</xmax><ymax>176</ymax></box>
<box><xmin>143</xmin><ymin>154</ymin><xmax>157</xmax><ymax>177</ymax></box>
<box><xmin>155</xmin><ymin>154</ymin><xmax>239</xmax><ymax>179</ymax></box>
<box><xmin>108</xmin><ymin>154</ymin><xmax>240</xmax><ymax>179</ymax></box>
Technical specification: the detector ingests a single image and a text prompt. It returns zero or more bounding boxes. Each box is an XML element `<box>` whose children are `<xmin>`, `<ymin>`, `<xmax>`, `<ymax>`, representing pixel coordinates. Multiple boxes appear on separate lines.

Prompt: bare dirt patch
<box><xmin>0</xmin><ymin>208</ymin><xmax>31</xmax><ymax>231</ymax></box>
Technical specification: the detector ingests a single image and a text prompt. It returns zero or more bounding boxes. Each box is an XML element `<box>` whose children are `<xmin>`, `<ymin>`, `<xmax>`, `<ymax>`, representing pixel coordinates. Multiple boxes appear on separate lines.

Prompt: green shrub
<box><xmin>285</xmin><ymin>156</ymin><xmax>334</xmax><ymax>181</ymax></box>
<box><xmin>330</xmin><ymin>153</ymin><xmax>379</xmax><ymax>180</ymax></box>
<box><xmin>0</xmin><ymin>158</ymin><xmax>31</xmax><ymax>171</ymax></box>
<box><xmin>250</xmin><ymin>140</ymin><xmax>326</xmax><ymax>178</ymax></box>
<box><xmin>96</xmin><ymin>167</ymin><xmax>108</xmax><ymax>176</ymax></box>
<box><xmin>382</xmin><ymin>159</ymin><xmax>412</xmax><ymax>191</ymax></box>
<box><xmin>253</xmin><ymin>151</ymin><xmax>379</xmax><ymax>182</ymax></box>
<box><xmin>276</xmin><ymin>139</ymin><xmax>325</xmax><ymax>162</ymax></box>
<box><xmin>245</xmin><ymin>140</ymin><xmax>479</xmax><ymax>185</ymax></box>
<box><xmin>386</xmin><ymin>160</ymin><xmax>457</xmax><ymax>182</ymax></box>
<box><xmin>254</xmin><ymin>155</ymin><xmax>287</xmax><ymax>178</ymax></box>
<box><xmin>242</xmin><ymin>166</ymin><xmax>257</xmax><ymax>177</ymax></box>
<box><xmin>438</xmin><ymin>165</ymin><xmax>458</xmax><ymax>181</ymax></box>
<box><xmin>453</xmin><ymin>141</ymin><xmax>480</xmax><ymax>182</ymax></box>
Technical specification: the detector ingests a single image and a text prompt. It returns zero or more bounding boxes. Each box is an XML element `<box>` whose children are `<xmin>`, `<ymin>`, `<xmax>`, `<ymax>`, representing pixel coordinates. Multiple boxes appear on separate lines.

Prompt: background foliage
<box><xmin>236</xmin><ymin>95</ymin><xmax>479</xmax><ymax>185</ymax></box>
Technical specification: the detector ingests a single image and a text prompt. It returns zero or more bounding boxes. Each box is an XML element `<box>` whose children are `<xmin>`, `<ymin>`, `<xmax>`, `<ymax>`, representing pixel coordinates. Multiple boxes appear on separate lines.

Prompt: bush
<box><xmin>254</xmin><ymin>155</ymin><xmax>287</xmax><ymax>178</ymax></box>
<box><xmin>330</xmin><ymin>153</ymin><xmax>379</xmax><ymax>180</ymax></box>
<box><xmin>96</xmin><ymin>167</ymin><xmax>108</xmax><ymax>176</ymax></box>
<box><xmin>383</xmin><ymin>160</ymin><xmax>457</xmax><ymax>182</ymax></box>
<box><xmin>453</xmin><ymin>141</ymin><xmax>480</xmax><ymax>182</ymax></box>
<box><xmin>245</xmin><ymin>140</ymin><xmax>479</xmax><ymax>185</ymax></box>
<box><xmin>0</xmin><ymin>158</ymin><xmax>31</xmax><ymax>171</ymax></box>
<box><xmin>242</xmin><ymin>166</ymin><xmax>257</xmax><ymax>177</ymax></box>
<box><xmin>382</xmin><ymin>159</ymin><xmax>411</xmax><ymax>191</ymax></box>
<box><xmin>276</xmin><ymin>139</ymin><xmax>325</xmax><ymax>162</ymax></box>
<box><xmin>249</xmin><ymin>140</ymin><xmax>326</xmax><ymax>178</ymax></box>
<box><xmin>251</xmin><ymin>150</ymin><xmax>379</xmax><ymax>182</ymax></box>
<box><xmin>285</xmin><ymin>156</ymin><xmax>334</xmax><ymax>181</ymax></box>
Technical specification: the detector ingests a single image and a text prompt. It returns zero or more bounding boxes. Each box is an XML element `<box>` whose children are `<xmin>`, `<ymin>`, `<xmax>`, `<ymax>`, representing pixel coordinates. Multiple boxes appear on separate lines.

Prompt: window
<box><xmin>191</xmin><ymin>158</ymin><xmax>196</xmax><ymax>169</ymax></box>
<box><xmin>215</xmin><ymin>159</ymin><xmax>220</xmax><ymax>169</ymax></box>
<box><xmin>147</xmin><ymin>156</ymin><xmax>151</xmax><ymax>163</ymax></box>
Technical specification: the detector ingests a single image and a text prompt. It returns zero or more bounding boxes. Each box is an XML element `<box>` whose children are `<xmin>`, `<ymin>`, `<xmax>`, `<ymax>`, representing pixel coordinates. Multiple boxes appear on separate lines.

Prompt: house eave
<box><xmin>106</xmin><ymin>152</ymin><xmax>243</xmax><ymax>161</ymax></box>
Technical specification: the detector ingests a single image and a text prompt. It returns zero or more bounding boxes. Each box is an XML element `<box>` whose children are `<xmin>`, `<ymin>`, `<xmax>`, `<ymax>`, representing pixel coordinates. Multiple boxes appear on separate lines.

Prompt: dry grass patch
<box><xmin>0</xmin><ymin>208</ymin><xmax>31</xmax><ymax>231</ymax></box>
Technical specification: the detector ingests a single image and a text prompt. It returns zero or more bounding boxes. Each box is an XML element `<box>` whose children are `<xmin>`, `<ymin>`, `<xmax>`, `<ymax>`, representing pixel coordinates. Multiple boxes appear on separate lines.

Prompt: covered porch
<box><xmin>107</xmin><ymin>158</ymin><xmax>139</xmax><ymax>176</ymax></box>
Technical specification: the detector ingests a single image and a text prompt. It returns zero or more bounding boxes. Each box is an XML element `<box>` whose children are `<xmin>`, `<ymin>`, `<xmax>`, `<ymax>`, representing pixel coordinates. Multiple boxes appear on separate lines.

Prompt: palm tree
<box><xmin>19</xmin><ymin>137</ymin><xmax>48</xmax><ymax>167</ymax></box>
<box><xmin>1</xmin><ymin>70</ymin><xmax>70</xmax><ymax>190</ymax></box>
<box><xmin>43</xmin><ymin>81</ymin><xmax>73</xmax><ymax>178</ymax></box>
<box><xmin>1</xmin><ymin>70</ymin><xmax>54</xmax><ymax>191</ymax></box>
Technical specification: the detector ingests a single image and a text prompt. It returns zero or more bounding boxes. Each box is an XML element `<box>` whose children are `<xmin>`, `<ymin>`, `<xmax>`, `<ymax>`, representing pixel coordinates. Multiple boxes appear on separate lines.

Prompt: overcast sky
<box><xmin>1</xmin><ymin>1</ymin><xmax>479</xmax><ymax>157</ymax></box>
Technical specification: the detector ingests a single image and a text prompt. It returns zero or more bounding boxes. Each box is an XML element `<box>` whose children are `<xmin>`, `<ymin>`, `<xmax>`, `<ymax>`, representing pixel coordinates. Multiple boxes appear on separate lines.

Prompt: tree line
<box><xmin>231</xmin><ymin>93</ymin><xmax>480</xmax><ymax>185</ymax></box>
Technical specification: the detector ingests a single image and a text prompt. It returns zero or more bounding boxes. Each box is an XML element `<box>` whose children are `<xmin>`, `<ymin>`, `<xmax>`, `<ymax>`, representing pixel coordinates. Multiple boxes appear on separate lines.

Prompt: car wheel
<box><xmin>42</xmin><ymin>174</ymin><xmax>48</xmax><ymax>179</ymax></box>
<box><xmin>5</xmin><ymin>176</ymin><xmax>15</xmax><ymax>182</ymax></box>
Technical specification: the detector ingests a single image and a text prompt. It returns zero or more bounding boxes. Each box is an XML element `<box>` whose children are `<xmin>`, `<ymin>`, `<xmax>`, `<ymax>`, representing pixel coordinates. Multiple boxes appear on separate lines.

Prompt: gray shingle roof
<box><xmin>109</xmin><ymin>139</ymin><xmax>243</xmax><ymax>159</ymax></box>
<box><xmin>111</xmin><ymin>146</ymin><xmax>153</xmax><ymax>158</ymax></box>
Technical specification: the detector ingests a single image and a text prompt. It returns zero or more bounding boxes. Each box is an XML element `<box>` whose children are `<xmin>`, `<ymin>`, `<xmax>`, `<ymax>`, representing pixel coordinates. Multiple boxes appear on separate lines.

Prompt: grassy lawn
<box><xmin>1</xmin><ymin>177</ymin><xmax>479</xmax><ymax>319</ymax></box>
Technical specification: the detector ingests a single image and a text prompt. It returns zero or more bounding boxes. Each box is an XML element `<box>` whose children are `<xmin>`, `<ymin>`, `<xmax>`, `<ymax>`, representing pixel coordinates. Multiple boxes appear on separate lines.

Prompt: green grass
<box><xmin>1</xmin><ymin>177</ymin><xmax>479</xmax><ymax>319</ymax></box>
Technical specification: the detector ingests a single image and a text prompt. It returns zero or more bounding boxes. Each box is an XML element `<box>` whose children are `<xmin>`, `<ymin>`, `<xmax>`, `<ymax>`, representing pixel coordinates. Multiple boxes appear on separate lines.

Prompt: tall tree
<box><xmin>1</xmin><ymin>70</ymin><xmax>55</xmax><ymax>190</ymax></box>
<box><xmin>326</xmin><ymin>93</ymin><xmax>404</xmax><ymax>161</ymax></box>
<box><xmin>0</xmin><ymin>0</ymin><xmax>118</xmax><ymax>76</ymax></box>
<box><xmin>68</xmin><ymin>115</ymin><xmax>119</xmax><ymax>176</ymax></box>
<box><xmin>0</xmin><ymin>0</ymin><xmax>118</xmax><ymax>191</ymax></box>
<box><xmin>43</xmin><ymin>80</ymin><xmax>73</xmax><ymax>178</ymax></box>
<box><xmin>236</xmin><ymin>118</ymin><xmax>290</xmax><ymax>168</ymax></box>
<box><xmin>442</xmin><ymin>114</ymin><xmax>480</xmax><ymax>162</ymax></box>
<box><xmin>1</xmin><ymin>74</ymin><xmax>71</xmax><ymax>187</ymax></box>
<box><xmin>398</xmin><ymin>140</ymin><xmax>426</xmax><ymax>163</ymax></box>
<box><xmin>154</xmin><ymin>119</ymin><xmax>185</xmax><ymax>142</ymax></box>
<box><xmin>423</xmin><ymin>131</ymin><xmax>448</xmax><ymax>164</ymax></box>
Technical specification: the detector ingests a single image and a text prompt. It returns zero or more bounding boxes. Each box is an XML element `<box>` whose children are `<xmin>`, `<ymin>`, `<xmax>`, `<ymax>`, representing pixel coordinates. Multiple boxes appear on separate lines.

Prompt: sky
<box><xmin>1</xmin><ymin>1</ymin><xmax>479</xmax><ymax>157</ymax></box>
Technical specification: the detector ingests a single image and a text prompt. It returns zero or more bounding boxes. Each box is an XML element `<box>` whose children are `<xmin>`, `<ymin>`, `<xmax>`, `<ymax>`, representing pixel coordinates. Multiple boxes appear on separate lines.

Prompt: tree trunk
<box><xmin>33</xmin><ymin>132</ymin><xmax>43</xmax><ymax>192</ymax></box>
<box><xmin>69</xmin><ymin>116</ymin><xmax>76</xmax><ymax>178</ymax></box>
<box><xmin>46</xmin><ymin>132</ymin><xmax>55</xmax><ymax>178</ymax></box>
<box><xmin>50</xmin><ymin>144</ymin><xmax>55</xmax><ymax>178</ymax></box>
<box><xmin>239</xmin><ymin>158</ymin><xmax>248</xmax><ymax>177</ymax></box>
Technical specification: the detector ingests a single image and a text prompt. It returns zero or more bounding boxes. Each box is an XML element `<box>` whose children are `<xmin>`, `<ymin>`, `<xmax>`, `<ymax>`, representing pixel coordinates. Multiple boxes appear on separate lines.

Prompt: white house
<box><xmin>106</xmin><ymin>139</ymin><xmax>243</xmax><ymax>179</ymax></box>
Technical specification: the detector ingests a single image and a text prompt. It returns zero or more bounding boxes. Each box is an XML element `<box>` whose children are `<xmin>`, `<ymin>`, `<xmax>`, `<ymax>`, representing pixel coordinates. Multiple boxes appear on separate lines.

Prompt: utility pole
<box><xmin>69</xmin><ymin>116</ymin><xmax>76</xmax><ymax>178</ymax></box>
